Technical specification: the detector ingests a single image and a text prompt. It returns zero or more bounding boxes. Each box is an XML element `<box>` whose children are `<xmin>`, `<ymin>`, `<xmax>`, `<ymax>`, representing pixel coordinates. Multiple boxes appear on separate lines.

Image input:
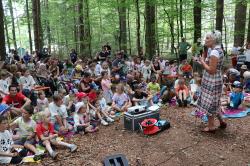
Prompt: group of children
<box><xmin>1</xmin><ymin>45</ymin><xmax>250</xmax><ymax>164</ymax></box>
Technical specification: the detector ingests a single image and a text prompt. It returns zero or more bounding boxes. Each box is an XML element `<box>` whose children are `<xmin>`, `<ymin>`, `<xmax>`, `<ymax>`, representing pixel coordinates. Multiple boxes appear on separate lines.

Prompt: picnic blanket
<box><xmin>222</xmin><ymin>108</ymin><xmax>250</xmax><ymax>118</ymax></box>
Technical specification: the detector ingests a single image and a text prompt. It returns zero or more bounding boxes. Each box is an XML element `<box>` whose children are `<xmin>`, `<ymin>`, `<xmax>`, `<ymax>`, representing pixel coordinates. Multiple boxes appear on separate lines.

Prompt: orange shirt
<box><xmin>175</xmin><ymin>85</ymin><xmax>189</xmax><ymax>95</ymax></box>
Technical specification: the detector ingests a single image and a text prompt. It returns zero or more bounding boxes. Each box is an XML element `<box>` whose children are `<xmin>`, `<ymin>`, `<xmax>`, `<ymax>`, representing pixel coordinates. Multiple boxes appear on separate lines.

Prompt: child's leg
<box><xmin>42</xmin><ymin>140</ymin><xmax>54</xmax><ymax>155</ymax></box>
<box><xmin>24</xmin><ymin>142</ymin><xmax>39</xmax><ymax>154</ymax></box>
<box><xmin>178</xmin><ymin>90</ymin><xmax>184</xmax><ymax>101</ymax></box>
<box><xmin>50</xmin><ymin>139</ymin><xmax>72</xmax><ymax>148</ymax></box>
<box><xmin>112</xmin><ymin>104</ymin><xmax>122</xmax><ymax>112</ymax></box>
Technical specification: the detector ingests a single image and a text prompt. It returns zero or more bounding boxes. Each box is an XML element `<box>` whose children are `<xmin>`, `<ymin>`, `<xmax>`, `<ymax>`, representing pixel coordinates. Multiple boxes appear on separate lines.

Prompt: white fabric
<box><xmin>19</xmin><ymin>75</ymin><xmax>36</xmax><ymax>90</ymax></box>
<box><xmin>0</xmin><ymin>130</ymin><xmax>13</xmax><ymax>164</ymax></box>
<box><xmin>13</xmin><ymin>117</ymin><xmax>36</xmax><ymax>137</ymax></box>
<box><xmin>95</xmin><ymin>63</ymin><xmax>102</xmax><ymax>76</ymax></box>
<box><xmin>73</xmin><ymin>113</ymin><xmax>84</xmax><ymax>130</ymax></box>
<box><xmin>0</xmin><ymin>78</ymin><xmax>11</xmax><ymax>97</ymax></box>
<box><xmin>49</xmin><ymin>102</ymin><xmax>68</xmax><ymax>123</ymax></box>
<box><xmin>244</xmin><ymin>49</ymin><xmax>250</xmax><ymax>62</ymax></box>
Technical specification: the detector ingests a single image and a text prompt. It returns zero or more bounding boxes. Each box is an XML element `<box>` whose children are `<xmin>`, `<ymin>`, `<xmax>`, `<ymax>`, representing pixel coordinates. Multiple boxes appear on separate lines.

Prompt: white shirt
<box><xmin>0</xmin><ymin>130</ymin><xmax>13</xmax><ymax>164</ymax></box>
<box><xmin>95</xmin><ymin>63</ymin><xmax>102</xmax><ymax>76</ymax></box>
<box><xmin>49</xmin><ymin>102</ymin><xmax>68</xmax><ymax>123</ymax></box>
<box><xmin>0</xmin><ymin>78</ymin><xmax>11</xmax><ymax>97</ymax></box>
<box><xmin>19</xmin><ymin>75</ymin><xmax>36</xmax><ymax>90</ymax></box>
<box><xmin>13</xmin><ymin>117</ymin><xmax>36</xmax><ymax>137</ymax></box>
<box><xmin>244</xmin><ymin>49</ymin><xmax>250</xmax><ymax>62</ymax></box>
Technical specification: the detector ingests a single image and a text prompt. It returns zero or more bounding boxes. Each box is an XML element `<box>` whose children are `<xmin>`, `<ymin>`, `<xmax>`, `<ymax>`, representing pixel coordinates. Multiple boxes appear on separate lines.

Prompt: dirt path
<box><xmin>27</xmin><ymin>106</ymin><xmax>250</xmax><ymax>166</ymax></box>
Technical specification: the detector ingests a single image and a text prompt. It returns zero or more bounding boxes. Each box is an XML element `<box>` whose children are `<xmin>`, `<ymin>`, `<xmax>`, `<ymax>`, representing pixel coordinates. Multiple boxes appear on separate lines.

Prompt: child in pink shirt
<box><xmin>101</xmin><ymin>71</ymin><xmax>113</xmax><ymax>104</ymax></box>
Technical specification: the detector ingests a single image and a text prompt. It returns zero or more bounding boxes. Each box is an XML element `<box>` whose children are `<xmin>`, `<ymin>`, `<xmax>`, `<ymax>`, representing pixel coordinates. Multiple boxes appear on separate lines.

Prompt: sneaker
<box><xmin>50</xmin><ymin>151</ymin><xmax>59</xmax><ymax>160</ymax></box>
<box><xmin>34</xmin><ymin>152</ymin><xmax>44</xmax><ymax>161</ymax></box>
<box><xmin>177</xmin><ymin>99</ymin><xmax>183</xmax><ymax>107</ymax></box>
<box><xmin>69</xmin><ymin>144</ymin><xmax>78</xmax><ymax>153</ymax></box>
<box><xmin>106</xmin><ymin>117</ymin><xmax>114</xmax><ymax>123</ymax></box>
<box><xmin>101</xmin><ymin>120</ymin><xmax>108</xmax><ymax>126</ymax></box>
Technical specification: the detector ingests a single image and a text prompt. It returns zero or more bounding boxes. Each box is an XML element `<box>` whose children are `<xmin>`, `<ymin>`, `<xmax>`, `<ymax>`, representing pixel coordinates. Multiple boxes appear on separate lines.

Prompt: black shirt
<box><xmin>133</xmin><ymin>92</ymin><xmax>148</xmax><ymax>99</ymax></box>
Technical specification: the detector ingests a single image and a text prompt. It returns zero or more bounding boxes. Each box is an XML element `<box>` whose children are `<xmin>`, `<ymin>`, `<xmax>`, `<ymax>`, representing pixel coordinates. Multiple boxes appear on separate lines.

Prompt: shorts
<box><xmin>14</xmin><ymin>138</ymin><xmax>36</xmax><ymax>145</ymax></box>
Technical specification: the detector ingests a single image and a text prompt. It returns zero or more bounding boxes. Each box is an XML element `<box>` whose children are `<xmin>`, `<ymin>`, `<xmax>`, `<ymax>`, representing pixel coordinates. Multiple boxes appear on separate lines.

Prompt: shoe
<box><xmin>101</xmin><ymin>120</ymin><xmax>108</xmax><ymax>126</ymax></box>
<box><xmin>177</xmin><ymin>99</ymin><xmax>183</xmax><ymax>107</ymax></box>
<box><xmin>50</xmin><ymin>151</ymin><xmax>59</xmax><ymax>160</ymax></box>
<box><xmin>34</xmin><ymin>152</ymin><xmax>44</xmax><ymax>161</ymax></box>
<box><xmin>183</xmin><ymin>100</ymin><xmax>188</xmax><ymax>107</ymax></box>
<box><xmin>106</xmin><ymin>117</ymin><xmax>114</xmax><ymax>123</ymax></box>
<box><xmin>219</xmin><ymin>122</ymin><xmax>227</xmax><ymax>129</ymax></box>
<box><xmin>69</xmin><ymin>144</ymin><xmax>78</xmax><ymax>153</ymax></box>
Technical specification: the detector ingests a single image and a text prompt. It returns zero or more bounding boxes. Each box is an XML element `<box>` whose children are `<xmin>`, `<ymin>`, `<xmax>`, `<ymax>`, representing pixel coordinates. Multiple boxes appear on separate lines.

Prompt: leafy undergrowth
<box><xmin>23</xmin><ymin>106</ymin><xmax>250</xmax><ymax>166</ymax></box>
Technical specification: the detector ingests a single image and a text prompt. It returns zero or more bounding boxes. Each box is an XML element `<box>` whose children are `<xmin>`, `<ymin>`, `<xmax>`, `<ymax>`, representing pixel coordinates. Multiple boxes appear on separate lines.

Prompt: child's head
<box><xmin>233</xmin><ymin>81</ymin><xmax>243</xmax><ymax>92</ymax></box>
<box><xmin>23</xmin><ymin>68</ymin><xmax>30</xmax><ymax>77</ymax></box>
<box><xmin>0</xmin><ymin>71</ymin><xmax>8</xmax><ymax>80</ymax></box>
<box><xmin>76</xmin><ymin>92</ymin><xmax>87</xmax><ymax>102</ymax></box>
<box><xmin>116</xmin><ymin>83</ymin><xmax>125</xmax><ymax>94</ymax></box>
<box><xmin>101</xmin><ymin>71</ymin><xmax>108</xmax><ymax>79</ymax></box>
<box><xmin>21</xmin><ymin>105</ymin><xmax>34</xmax><ymax>120</ymax></box>
<box><xmin>145</xmin><ymin>60</ymin><xmax>151</xmax><ymax>66</ymax></box>
<box><xmin>76</xmin><ymin>103</ymin><xmax>87</xmax><ymax>114</ymax></box>
<box><xmin>38</xmin><ymin>91</ymin><xmax>46</xmax><ymax>100</ymax></box>
<box><xmin>178</xmin><ymin>78</ymin><xmax>185</xmax><ymax>86</ymax></box>
<box><xmin>193</xmin><ymin>72</ymin><xmax>199</xmax><ymax>78</ymax></box>
<box><xmin>165</xmin><ymin>60</ymin><xmax>169</xmax><ymax>66</ymax></box>
<box><xmin>40</xmin><ymin>111</ymin><xmax>51</xmax><ymax>124</ymax></box>
<box><xmin>102</xmin><ymin>61</ymin><xmax>109</xmax><ymax>69</ymax></box>
<box><xmin>150</xmin><ymin>76</ymin><xmax>157</xmax><ymax>83</ymax></box>
<box><xmin>58</xmin><ymin>88</ymin><xmax>67</xmax><ymax>96</ymax></box>
<box><xmin>0</xmin><ymin>116</ymin><xmax>8</xmax><ymax>131</ymax></box>
<box><xmin>53</xmin><ymin>94</ymin><xmax>63</xmax><ymax>106</ymax></box>
<box><xmin>134</xmin><ymin>84</ymin><xmax>142</xmax><ymax>94</ymax></box>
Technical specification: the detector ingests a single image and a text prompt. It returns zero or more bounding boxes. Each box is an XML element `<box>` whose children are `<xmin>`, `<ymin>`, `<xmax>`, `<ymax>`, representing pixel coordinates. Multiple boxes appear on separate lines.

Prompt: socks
<box><xmin>58</xmin><ymin>141</ymin><xmax>72</xmax><ymax>148</ymax></box>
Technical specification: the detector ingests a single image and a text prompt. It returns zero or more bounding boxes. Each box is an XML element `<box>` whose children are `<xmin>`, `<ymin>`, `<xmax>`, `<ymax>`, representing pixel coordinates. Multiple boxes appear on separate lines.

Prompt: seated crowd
<box><xmin>0</xmin><ymin>43</ymin><xmax>250</xmax><ymax>164</ymax></box>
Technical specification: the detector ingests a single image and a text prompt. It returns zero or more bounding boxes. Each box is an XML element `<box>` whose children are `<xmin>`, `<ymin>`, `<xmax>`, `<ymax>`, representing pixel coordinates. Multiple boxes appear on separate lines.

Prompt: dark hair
<box><xmin>0</xmin><ymin>116</ymin><xmax>8</xmax><ymax>123</ymax></box>
<box><xmin>83</xmin><ymin>72</ymin><xmax>91</xmax><ymax>78</ymax></box>
<box><xmin>8</xmin><ymin>84</ymin><xmax>17</xmax><ymax>91</ymax></box>
<box><xmin>23</xmin><ymin>105</ymin><xmax>34</xmax><ymax>115</ymax></box>
<box><xmin>101</xmin><ymin>71</ymin><xmax>108</xmax><ymax>77</ymax></box>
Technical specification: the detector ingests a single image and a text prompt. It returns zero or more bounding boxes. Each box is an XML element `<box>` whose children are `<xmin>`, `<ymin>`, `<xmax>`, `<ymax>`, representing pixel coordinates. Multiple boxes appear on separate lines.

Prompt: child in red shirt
<box><xmin>36</xmin><ymin>112</ymin><xmax>77</xmax><ymax>159</ymax></box>
<box><xmin>181</xmin><ymin>60</ymin><xmax>193</xmax><ymax>79</ymax></box>
<box><xmin>175</xmin><ymin>78</ymin><xmax>189</xmax><ymax>107</ymax></box>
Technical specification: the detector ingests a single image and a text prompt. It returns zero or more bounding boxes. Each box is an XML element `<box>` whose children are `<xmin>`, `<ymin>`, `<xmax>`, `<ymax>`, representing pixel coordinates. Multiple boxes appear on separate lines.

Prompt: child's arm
<box><xmin>0</xmin><ymin>151</ymin><xmax>17</xmax><ymax>157</ymax></box>
<box><xmin>11</xmin><ymin>144</ymin><xmax>24</xmax><ymax>149</ymax></box>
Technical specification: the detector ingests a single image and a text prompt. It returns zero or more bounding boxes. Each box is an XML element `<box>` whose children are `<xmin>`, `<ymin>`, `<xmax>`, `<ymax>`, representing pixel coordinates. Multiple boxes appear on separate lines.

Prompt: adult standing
<box><xmin>69</xmin><ymin>49</ymin><xmax>78</xmax><ymax>64</ymax></box>
<box><xmin>196</xmin><ymin>30</ymin><xmax>227</xmax><ymax>132</ymax></box>
<box><xmin>192</xmin><ymin>38</ymin><xmax>203</xmax><ymax>75</ymax></box>
<box><xmin>178</xmin><ymin>37</ymin><xmax>191</xmax><ymax>62</ymax></box>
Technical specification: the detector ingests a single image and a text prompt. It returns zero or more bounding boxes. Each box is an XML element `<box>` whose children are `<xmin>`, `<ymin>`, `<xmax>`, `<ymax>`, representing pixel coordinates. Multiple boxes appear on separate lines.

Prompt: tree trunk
<box><xmin>127</xmin><ymin>6</ymin><xmax>132</xmax><ymax>55</ymax></box>
<box><xmin>135</xmin><ymin>0</ymin><xmax>141</xmax><ymax>56</ymax></box>
<box><xmin>145</xmin><ymin>0</ymin><xmax>156</xmax><ymax>59</ymax></box>
<box><xmin>25</xmin><ymin>0</ymin><xmax>33</xmax><ymax>53</ymax></box>
<box><xmin>180</xmin><ymin>0</ymin><xmax>183</xmax><ymax>38</ymax></box>
<box><xmin>4</xmin><ymin>17</ymin><xmax>10</xmax><ymax>51</ymax></box>
<box><xmin>44</xmin><ymin>0</ymin><xmax>51</xmax><ymax>53</ymax></box>
<box><xmin>155</xmin><ymin>6</ymin><xmax>160</xmax><ymax>56</ymax></box>
<box><xmin>74</xmin><ymin>5</ymin><xmax>78</xmax><ymax>52</ymax></box>
<box><xmin>193</xmin><ymin>0</ymin><xmax>201</xmax><ymax>43</ymax></box>
<box><xmin>234</xmin><ymin>0</ymin><xmax>247</xmax><ymax>47</ymax></box>
<box><xmin>97</xmin><ymin>1</ymin><xmax>103</xmax><ymax>43</ymax></box>
<box><xmin>32</xmin><ymin>0</ymin><xmax>43</xmax><ymax>51</ymax></box>
<box><xmin>8</xmin><ymin>0</ymin><xmax>17</xmax><ymax>50</ymax></box>
<box><xmin>83</xmin><ymin>0</ymin><xmax>91</xmax><ymax>57</ymax></box>
<box><xmin>176</xmin><ymin>0</ymin><xmax>180</xmax><ymax>45</ymax></box>
<box><xmin>118</xmin><ymin>0</ymin><xmax>127</xmax><ymax>52</ymax></box>
<box><xmin>216</xmin><ymin>0</ymin><xmax>224</xmax><ymax>33</ymax></box>
<box><xmin>247</xmin><ymin>8</ymin><xmax>250</xmax><ymax>43</ymax></box>
<box><xmin>0</xmin><ymin>0</ymin><xmax>6</xmax><ymax>60</ymax></box>
<box><xmin>78</xmin><ymin>0</ymin><xmax>85</xmax><ymax>57</ymax></box>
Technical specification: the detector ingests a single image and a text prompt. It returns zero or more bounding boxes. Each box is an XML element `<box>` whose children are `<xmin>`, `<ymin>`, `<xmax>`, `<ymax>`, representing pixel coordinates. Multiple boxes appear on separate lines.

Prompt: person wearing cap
<box><xmin>227</xmin><ymin>81</ymin><xmax>244</xmax><ymax>109</ymax></box>
<box><xmin>73</xmin><ymin>102</ymin><xmax>98</xmax><ymax>134</ymax></box>
<box><xmin>178</xmin><ymin>37</ymin><xmax>191</xmax><ymax>61</ymax></box>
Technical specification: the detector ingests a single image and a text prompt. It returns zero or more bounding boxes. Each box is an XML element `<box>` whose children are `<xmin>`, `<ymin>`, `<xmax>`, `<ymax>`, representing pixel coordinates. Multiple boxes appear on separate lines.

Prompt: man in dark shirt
<box><xmin>69</xmin><ymin>49</ymin><xmax>78</xmax><ymax>64</ymax></box>
<box><xmin>132</xmin><ymin>85</ymin><xmax>153</xmax><ymax>106</ymax></box>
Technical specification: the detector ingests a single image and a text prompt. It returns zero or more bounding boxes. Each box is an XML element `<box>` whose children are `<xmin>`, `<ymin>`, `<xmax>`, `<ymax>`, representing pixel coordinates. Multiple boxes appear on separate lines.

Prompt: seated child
<box><xmin>96</xmin><ymin>91</ymin><xmax>115</xmax><ymax>119</ymax></box>
<box><xmin>10</xmin><ymin>105</ymin><xmax>43</xmax><ymax>159</ymax></box>
<box><xmin>190</xmin><ymin>77</ymin><xmax>201</xmax><ymax>105</ymax></box>
<box><xmin>175</xmin><ymin>78</ymin><xmax>189</xmax><ymax>107</ymax></box>
<box><xmin>36</xmin><ymin>112</ymin><xmax>77</xmax><ymax>159</ymax></box>
<box><xmin>101</xmin><ymin>71</ymin><xmax>113</xmax><ymax>104</ymax></box>
<box><xmin>228</xmin><ymin>82</ymin><xmax>244</xmax><ymax>109</ymax></box>
<box><xmin>73</xmin><ymin>102</ymin><xmax>99</xmax><ymax>134</ymax></box>
<box><xmin>112</xmin><ymin>83</ymin><xmax>132</xmax><ymax>112</ymax></box>
<box><xmin>36</xmin><ymin>91</ymin><xmax>49</xmax><ymax>112</ymax></box>
<box><xmin>147</xmin><ymin>76</ymin><xmax>160</xmax><ymax>103</ymax></box>
<box><xmin>181</xmin><ymin>60</ymin><xmax>192</xmax><ymax>79</ymax></box>
<box><xmin>0</xmin><ymin>116</ymin><xmax>28</xmax><ymax>165</ymax></box>
<box><xmin>48</xmin><ymin>95</ymin><xmax>73</xmax><ymax>133</ymax></box>
<box><xmin>132</xmin><ymin>84</ymin><xmax>153</xmax><ymax>106</ymax></box>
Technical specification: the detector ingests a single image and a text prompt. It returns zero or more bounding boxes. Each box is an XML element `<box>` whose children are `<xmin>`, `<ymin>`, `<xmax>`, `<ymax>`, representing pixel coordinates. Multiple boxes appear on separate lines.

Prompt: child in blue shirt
<box><xmin>228</xmin><ymin>81</ymin><xmax>244</xmax><ymax>109</ymax></box>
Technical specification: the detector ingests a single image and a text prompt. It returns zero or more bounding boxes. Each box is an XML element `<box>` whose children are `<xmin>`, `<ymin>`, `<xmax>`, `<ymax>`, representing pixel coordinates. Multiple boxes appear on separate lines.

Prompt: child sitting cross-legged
<box><xmin>73</xmin><ymin>102</ymin><xmax>99</xmax><ymax>134</ymax></box>
<box><xmin>36</xmin><ymin>112</ymin><xmax>77</xmax><ymax>160</ymax></box>
<box><xmin>147</xmin><ymin>76</ymin><xmax>161</xmax><ymax>104</ymax></box>
<box><xmin>36</xmin><ymin>91</ymin><xmax>49</xmax><ymax>112</ymax></box>
<box><xmin>10</xmin><ymin>105</ymin><xmax>43</xmax><ymax>160</ymax></box>
<box><xmin>112</xmin><ymin>83</ymin><xmax>132</xmax><ymax>112</ymax></box>
<box><xmin>175</xmin><ymin>78</ymin><xmax>189</xmax><ymax>107</ymax></box>
<box><xmin>132</xmin><ymin>84</ymin><xmax>153</xmax><ymax>106</ymax></box>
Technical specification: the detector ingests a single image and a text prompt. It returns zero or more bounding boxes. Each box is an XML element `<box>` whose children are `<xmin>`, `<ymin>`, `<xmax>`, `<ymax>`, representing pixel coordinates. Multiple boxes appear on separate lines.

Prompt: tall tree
<box><xmin>44</xmin><ymin>0</ymin><xmax>51</xmax><ymax>52</ymax></box>
<box><xmin>145</xmin><ymin>0</ymin><xmax>156</xmax><ymax>59</ymax></box>
<box><xmin>8</xmin><ymin>0</ymin><xmax>17</xmax><ymax>50</ymax></box>
<box><xmin>215</xmin><ymin>0</ymin><xmax>224</xmax><ymax>33</ymax></box>
<box><xmin>193</xmin><ymin>0</ymin><xmax>201</xmax><ymax>43</ymax></box>
<box><xmin>4</xmin><ymin>17</ymin><xmax>10</xmax><ymax>51</ymax></box>
<box><xmin>127</xmin><ymin>5</ymin><xmax>132</xmax><ymax>55</ymax></box>
<box><xmin>32</xmin><ymin>0</ymin><xmax>43</xmax><ymax>51</ymax></box>
<box><xmin>83</xmin><ymin>0</ymin><xmax>91</xmax><ymax>57</ymax></box>
<box><xmin>179</xmin><ymin>0</ymin><xmax>183</xmax><ymax>37</ymax></box>
<box><xmin>234</xmin><ymin>0</ymin><xmax>247</xmax><ymax>47</ymax></box>
<box><xmin>78</xmin><ymin>0</ymin><xmax>85</xmax><ymax>57</ymax></box>
<box><xmin>247</xmin><ymin>8</ymin><xmax>250</xmax><ymax>43</ymax></box>
<box><xmin>0</xmin><ymin>0</ymin><xmax>6</xmax><ymax>60</ymax></box>
<box><xmin>135</xmin><ymin>0</ymin><xmax>141</xmax><ymax>56</ymax></box>
<box><xmin>118</xmin><ymin>0</ymin><xmax>127</xmax><ymax>52</ymax></box>
<box><xmin>25</xmin><ymin>0</ymin><xmax>33</xmax><ymax>53</ymax></box>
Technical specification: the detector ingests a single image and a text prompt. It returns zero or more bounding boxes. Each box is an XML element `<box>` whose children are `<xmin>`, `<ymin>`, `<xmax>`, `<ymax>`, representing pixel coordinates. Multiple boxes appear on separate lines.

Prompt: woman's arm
<box><xmin>200</xmin><ymin>56</ymin><xmax>218</xmax><ymax>75</ymax></box>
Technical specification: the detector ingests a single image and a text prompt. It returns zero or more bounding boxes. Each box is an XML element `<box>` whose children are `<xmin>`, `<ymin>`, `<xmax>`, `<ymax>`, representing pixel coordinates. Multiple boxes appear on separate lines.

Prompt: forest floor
<box><xmin>25</xmin><ymin>105</ymin><xmax>250</xmax><ymax>166</ymax></box>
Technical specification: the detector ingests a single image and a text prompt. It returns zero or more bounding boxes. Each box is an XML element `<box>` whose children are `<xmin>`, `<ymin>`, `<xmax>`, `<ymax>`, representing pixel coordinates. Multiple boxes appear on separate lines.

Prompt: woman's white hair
<box><xmin>205</xmin><ymin>30</ymin><xmax>222</xmax><ymax>45</ymax></box>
